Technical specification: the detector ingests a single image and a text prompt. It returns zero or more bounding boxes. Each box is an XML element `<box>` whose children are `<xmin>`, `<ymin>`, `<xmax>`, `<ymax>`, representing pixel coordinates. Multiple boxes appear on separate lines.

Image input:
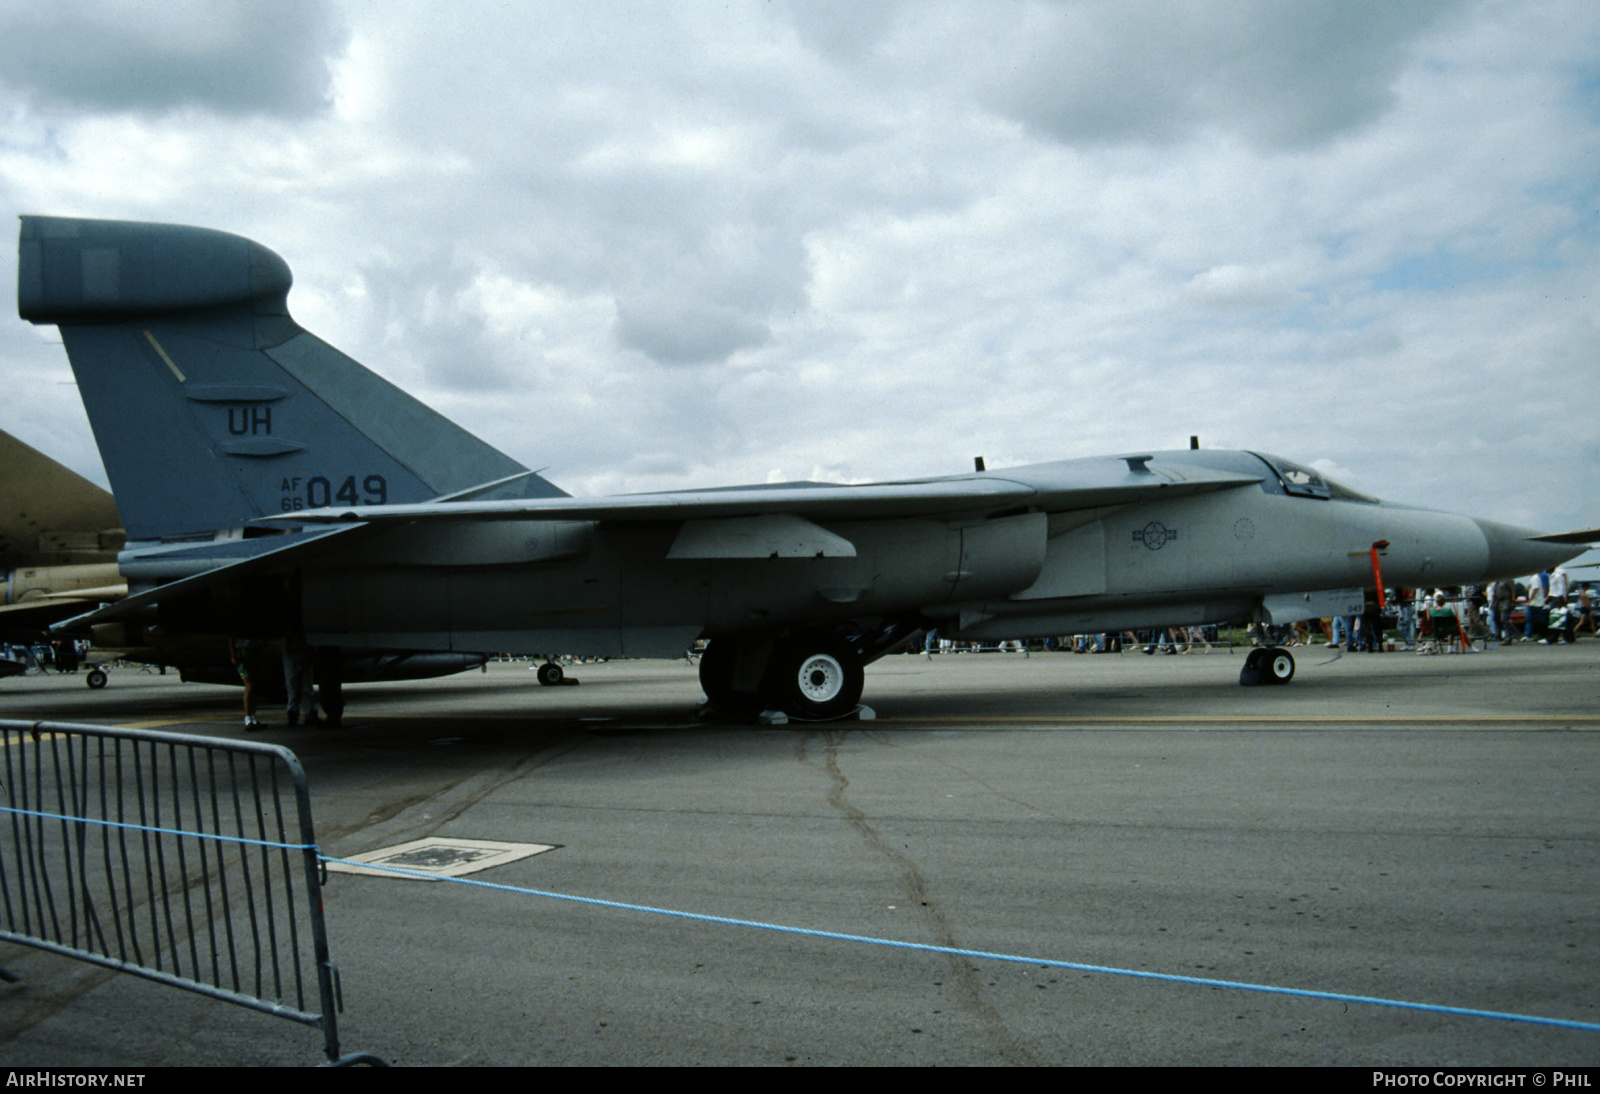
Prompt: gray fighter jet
<box><xmin>18</xmin><ymin>216</ymin><xmax>1580</xmax><ymax>717</ymax></box>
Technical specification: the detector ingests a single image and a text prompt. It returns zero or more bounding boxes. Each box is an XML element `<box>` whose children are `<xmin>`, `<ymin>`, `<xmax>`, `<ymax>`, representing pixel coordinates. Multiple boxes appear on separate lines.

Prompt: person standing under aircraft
<box><xmin>1550</xmin><ymin>565</ymin><xmax>1570</xmax><ymax>610</ymax></box>
<box><xmin>228</xmin><ymin>637</ymin><xmax>261</xmax><ymax>730</ymax></box>
<box><xmin>282</xmin><ymin>638</ymin><xmax>320</xmax><ymax>727</ymax></box>
<box><xmin>1395</xmin><ymin>588</ymin><xmax>1416</xmax><ymax>649</ymax></box>
<box><xmin>1463</xmin><ymin>585</ymin><xmax>1487</xmax><ymax>645</ymax></box>
<box><xmin>313</xmin><ymin>648</ymin><xmax>346</xmax><ymax>728</ymax></box>
<box><xmin>1525</xmin><ymin>571</ymin><xmax>1550</xmax><ymax>641</ymax></box>
<box><xmin>1547</xmin><ymin>566</ymin><xmax>1571</xmax><ymax>642</ymax></box>
<box><xmin>1487</xmin><ymin>579</ymin><xmax>1515</xmax><ymax>644</ymax></box>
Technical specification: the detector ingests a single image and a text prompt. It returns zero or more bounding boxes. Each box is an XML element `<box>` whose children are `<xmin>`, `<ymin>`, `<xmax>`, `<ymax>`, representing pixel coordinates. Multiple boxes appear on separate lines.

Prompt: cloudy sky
<box><xmin>0</xmin><ymin>0</ymin><xmax>1595</xmax><ymax>561</ymax></box>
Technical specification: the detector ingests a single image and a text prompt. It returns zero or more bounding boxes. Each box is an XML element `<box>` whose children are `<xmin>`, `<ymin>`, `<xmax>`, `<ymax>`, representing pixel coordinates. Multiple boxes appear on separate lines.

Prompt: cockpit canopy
<box><xmin>1250</xmin><ymin>452</ymin><xmax>1377</xmax><ymax>503</ymax></box>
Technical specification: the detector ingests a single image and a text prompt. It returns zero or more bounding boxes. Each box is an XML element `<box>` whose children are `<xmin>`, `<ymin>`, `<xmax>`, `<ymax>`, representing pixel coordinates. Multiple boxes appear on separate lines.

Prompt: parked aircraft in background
<box><xmin>0</xmin><ymin>427</ymin><xmax>486</xmax><ymax>700</ymax></box>
<box><xmin>18</xmin><ymin>216</ymin><xmax>1582</xmax><ymax>718</ymax></box>
<box><xmin>0</xmin><ymin>428</ymin><xmax>124</xmax><ymax>633</ymax></box>
<box><xmin>0</xmin><ymin>428</ymin><xmax>123</xmax><ymax>684</ymax></box>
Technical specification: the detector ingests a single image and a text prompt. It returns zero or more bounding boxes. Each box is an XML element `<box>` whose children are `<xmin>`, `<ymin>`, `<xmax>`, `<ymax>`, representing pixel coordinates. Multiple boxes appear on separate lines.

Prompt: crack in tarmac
<box><xmin>800</xmin><ymin>728</ymin><xmax>1036</xmax><ymax>1066</ymax></box>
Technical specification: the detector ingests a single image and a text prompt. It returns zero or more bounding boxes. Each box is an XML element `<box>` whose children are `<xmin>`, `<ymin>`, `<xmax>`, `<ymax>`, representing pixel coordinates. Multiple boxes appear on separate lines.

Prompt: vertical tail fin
<box><xmin>18</xmin><ymin>215</ymin><xmax>564</xmax><ymax>541</ymax></box>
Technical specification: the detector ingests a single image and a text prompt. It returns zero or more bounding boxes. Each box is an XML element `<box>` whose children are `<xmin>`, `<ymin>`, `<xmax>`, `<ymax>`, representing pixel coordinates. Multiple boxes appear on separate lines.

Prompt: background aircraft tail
<box><xmin>0</xmin><ymin>428</ymin><xmax>122</xmax><ymax>566</ymax></box>
<box><xmin>18</xmin><ymin>215</ymin><xmax>564</xmax><ymax>542</ymax></box>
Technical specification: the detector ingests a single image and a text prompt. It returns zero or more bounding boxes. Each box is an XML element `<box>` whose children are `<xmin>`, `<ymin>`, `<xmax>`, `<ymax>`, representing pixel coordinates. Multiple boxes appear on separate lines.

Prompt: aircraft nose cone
<box><xmin>1474</xmin><ymin>518</ymin><xmax>1583</xmax><ymax>578</ymax></box>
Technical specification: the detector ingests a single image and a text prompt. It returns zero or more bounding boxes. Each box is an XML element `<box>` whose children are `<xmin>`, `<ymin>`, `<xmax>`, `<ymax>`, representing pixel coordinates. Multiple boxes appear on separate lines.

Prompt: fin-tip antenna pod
<box><xmin>19</xmin><ymin>215</ymin><xmax>292</xmax><ymax>328</ymax></box>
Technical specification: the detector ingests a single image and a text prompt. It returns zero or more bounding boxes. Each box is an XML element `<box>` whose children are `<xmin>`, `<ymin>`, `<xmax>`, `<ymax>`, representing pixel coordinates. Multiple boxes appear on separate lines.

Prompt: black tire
<box><xmin>86</xmin><ymin>669</ymin><xmax>108</xmax><ymax>690</ymax></box>
<box><xmin>765</xmin><ymin>633</ymin><xmax>864</xmax><ymax>719</ymax></box>
<box><xmin>1265</xmin><ymin>648</ymin><xmax>1295</xmax><ymax>684</ymax></box>
<box><xmin>697</xmin><ymin>639</ymin><xmax>756</xmax><ymax>709</ymax></box>
<box><xmin>1240</xmin><ymin>647</ymin><xmax>1267</xmax><ymax>686</ymax></box>
<box><xmin>536</xmin><ymin>662</ymin><xmax>564</xmax><ymax>686</ymax></box>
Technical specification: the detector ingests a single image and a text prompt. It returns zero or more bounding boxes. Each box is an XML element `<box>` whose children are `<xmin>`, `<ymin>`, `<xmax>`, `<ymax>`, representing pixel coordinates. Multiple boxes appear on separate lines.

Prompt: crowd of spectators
<box><xmin>0</xmin><ymin>638</ymin><xmax>88</xmax><ymax>672</ymax></box>
<box><xmin>914</xmin><ymin>569</ymin><xmax>1594</xmax><ymax>656</ymax></box>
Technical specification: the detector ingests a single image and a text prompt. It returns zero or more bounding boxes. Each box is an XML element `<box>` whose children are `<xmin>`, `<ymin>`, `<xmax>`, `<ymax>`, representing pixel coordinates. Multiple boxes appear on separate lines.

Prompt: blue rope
<box><xmin>0</xmin><ymin>805</ymin><xmax>315</xmax><ymax>853</ymax></box>
<box><xmin>6</xmin><ymin>804</ymin><xmax>1592</xmax><ymax>1036</ymax></box>
<box><xmin>319</xmin><ymin>854</ymin><xmax>1600</xmax><ymax>1035</ymax></box>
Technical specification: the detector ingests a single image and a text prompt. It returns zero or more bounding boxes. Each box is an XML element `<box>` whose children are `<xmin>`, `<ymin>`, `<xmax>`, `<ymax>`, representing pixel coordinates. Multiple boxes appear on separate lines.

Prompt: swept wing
<box><xmin>268</xmin><ymin>460</ymin><xmax>1263</xmax><ymax>527</ymax></box>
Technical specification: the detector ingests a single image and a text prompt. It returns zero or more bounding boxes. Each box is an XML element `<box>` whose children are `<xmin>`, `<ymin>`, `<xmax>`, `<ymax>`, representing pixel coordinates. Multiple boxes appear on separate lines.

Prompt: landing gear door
<box><xmin>1260</xmin><ymin>588</ymin><xmax>1365</xmax><ymax>624</ymax></box>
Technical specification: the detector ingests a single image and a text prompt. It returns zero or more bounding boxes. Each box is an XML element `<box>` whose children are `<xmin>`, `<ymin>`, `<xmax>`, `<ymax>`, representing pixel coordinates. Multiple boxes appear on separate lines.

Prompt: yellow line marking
<box><xmin>113</xmin><ymin>712</ymin><xmax>1600</xmax><ymax>728</ymax></box>
<box><xmin>117</xmin><ymin>717</ymin><xmax>226</xmax><ymax>729</ymax></box>
<box><xmin>142</xmin><ymin>330</ymin><xmax>185</xmax><ymax>382</ymax></box>
<box><xmin>4</xmin><ymin>716</ymin><xmax>222</xmax><ymax>740</ymax></box>
<box><xmin>881</xmin><ymin>714</ymin><xmax>1600</xmax><ymax>724</ymax></box>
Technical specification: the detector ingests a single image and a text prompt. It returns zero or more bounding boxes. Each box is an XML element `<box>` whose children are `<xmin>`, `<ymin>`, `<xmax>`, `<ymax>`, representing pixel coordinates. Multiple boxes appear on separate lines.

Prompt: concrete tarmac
<box><xmin>0</xmin><ymin>641</ymin><xmax>1596</xmax><ymax>1066</ymax></box>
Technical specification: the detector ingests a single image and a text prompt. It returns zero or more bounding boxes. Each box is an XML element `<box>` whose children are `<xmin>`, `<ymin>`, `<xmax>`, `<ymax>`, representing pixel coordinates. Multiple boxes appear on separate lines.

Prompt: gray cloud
<box><xmin>784</xmin><ymin>0</ymin><xmax>904</xmax><ymax>62</ymax></box>
<box><xmin>924</xmin><ymin>0</ymin><xmax>1467</xmax><ymax>147</ymax></box>
<box><xmin>615</xmin><ymin>294</ymin><xmax>771</xmax><ymax>366</ymax></box>
<box><xmin>0</xmin><ymin>0</ymin><xmax>345</xmax><ymax>116</ymax></box>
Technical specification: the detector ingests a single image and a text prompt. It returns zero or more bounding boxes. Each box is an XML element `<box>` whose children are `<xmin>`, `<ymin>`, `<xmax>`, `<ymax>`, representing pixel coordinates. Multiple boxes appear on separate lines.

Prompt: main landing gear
<box><xmin>1239</xmin><ymin>646</ymin><xmax>1295</xmax><ymax>686</ymax></box>
<box><xmin>765</xmin><ymin>633</ymin><xmax>865</xmax><ymax>720</ymax></box>
<box><xmin>699</xmin><ymin>628</ymin><xmax>869</xmax><ymax>721</ymax></box>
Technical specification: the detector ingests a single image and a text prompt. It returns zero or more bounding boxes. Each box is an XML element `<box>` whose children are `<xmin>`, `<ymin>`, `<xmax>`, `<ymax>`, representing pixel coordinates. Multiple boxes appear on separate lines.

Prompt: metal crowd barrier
<box><xmin>0</xmin><ymin>719</ymin><xmax>378</xmax><ymax>1065</ymax></box>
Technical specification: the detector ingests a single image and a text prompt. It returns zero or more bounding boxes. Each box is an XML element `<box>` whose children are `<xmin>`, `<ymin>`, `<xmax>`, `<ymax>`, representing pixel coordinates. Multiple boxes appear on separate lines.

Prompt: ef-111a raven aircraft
<box><xmin>19</xmin><ymin>216</ymin><xmax>1580</xmax><ymax>718</ymax></box>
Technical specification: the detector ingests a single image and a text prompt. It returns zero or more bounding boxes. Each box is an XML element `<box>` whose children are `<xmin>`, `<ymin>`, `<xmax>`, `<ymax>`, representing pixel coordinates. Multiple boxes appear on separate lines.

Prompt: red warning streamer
<box><xmin>1370</xmin><ymin>541</ymin><xmax>1389</xmax><ymax>609</ymax></box>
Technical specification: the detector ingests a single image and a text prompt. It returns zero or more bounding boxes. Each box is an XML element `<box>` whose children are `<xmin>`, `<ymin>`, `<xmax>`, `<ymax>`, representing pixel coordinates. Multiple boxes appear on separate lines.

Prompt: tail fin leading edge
<box><xmin>18</xmin><ymin>215</ymin><xmax>565</xmax><ymax>541</ymax></box>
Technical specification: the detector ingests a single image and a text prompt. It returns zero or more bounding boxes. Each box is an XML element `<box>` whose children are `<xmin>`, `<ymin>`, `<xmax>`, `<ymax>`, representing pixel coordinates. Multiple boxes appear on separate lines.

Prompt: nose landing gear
<box><xmin>1240</xmin><ymin>646</ymin><xmax>1295</xmax><ymax>686</ymax></box>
